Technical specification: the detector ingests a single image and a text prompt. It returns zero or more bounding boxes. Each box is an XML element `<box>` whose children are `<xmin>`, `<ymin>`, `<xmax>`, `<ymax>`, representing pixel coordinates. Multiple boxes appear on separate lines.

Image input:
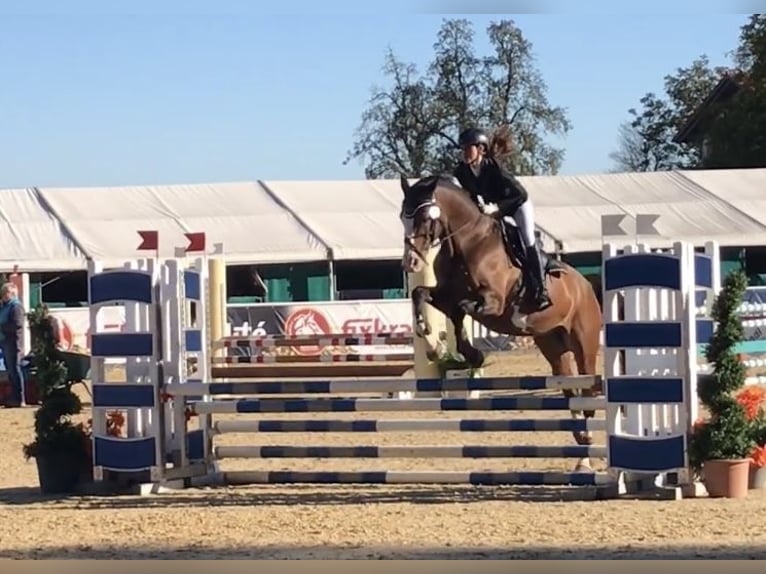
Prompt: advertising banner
<box><xmin>31</xmin><ymin>287</ymin><xmax>766</xmax><ymax>361</ymax></box>
<box><xmin>225</xmin><ymin>300</ymin><xmax>414</xmax><ymax>356</ymax></box>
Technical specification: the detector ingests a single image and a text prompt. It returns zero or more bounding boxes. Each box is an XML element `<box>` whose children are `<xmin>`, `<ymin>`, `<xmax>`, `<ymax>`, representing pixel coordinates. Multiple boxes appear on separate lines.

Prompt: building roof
<box><xmin>673</xmin><ymin>74</ymin><xmax>742</xmax><ymax>144</ymax></box>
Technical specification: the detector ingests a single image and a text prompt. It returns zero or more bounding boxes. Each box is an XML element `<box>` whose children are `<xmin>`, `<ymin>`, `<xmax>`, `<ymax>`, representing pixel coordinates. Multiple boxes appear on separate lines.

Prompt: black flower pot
<box><xmin>35</xmin><ymin>450</ymin><xmax>88</xmax><ymax>494</ymax></box>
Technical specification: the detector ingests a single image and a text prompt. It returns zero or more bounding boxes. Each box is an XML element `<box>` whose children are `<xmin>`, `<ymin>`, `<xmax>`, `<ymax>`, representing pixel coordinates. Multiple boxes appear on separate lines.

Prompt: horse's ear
<box><xmin>399</xmin><ymin>174</ymin><xmax>410</xmax><ymax>194</ymax></box>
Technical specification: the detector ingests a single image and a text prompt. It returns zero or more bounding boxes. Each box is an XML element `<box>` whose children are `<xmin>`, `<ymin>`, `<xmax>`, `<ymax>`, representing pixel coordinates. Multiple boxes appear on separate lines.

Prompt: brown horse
<box><xmin>399</xmin><ymin>173</ymin><xmax>604</xmax><ymax>471</ymax></box>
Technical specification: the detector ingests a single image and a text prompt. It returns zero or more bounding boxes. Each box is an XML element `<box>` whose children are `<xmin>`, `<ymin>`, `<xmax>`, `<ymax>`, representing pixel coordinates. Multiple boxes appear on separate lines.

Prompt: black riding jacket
<box><xmin>453</xmin><ymin>157</ymin><xmax>529</xmax><ymax>217</ymax></box>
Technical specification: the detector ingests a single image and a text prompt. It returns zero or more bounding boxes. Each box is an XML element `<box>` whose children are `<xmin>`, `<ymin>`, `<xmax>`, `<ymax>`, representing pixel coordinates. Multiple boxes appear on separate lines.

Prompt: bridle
<box><xmin>401</xmin><ymin>195</ymin><xmax>483</xmax><ymax>264</ymax></box>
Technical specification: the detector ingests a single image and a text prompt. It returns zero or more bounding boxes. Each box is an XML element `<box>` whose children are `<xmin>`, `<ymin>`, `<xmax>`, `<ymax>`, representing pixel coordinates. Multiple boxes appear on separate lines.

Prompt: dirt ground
<box><xmin>1</xmin><ymin>349</ymin><xmax>766</xmax><ymax>559</ymax></box>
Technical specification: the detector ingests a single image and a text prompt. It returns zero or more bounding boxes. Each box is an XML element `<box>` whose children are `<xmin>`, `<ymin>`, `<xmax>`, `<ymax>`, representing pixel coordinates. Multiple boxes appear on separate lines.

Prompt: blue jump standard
<box><xmin>89</xmin><ymin>270</ymin><xmax>154</xmax><ymax>305</ymax></box>
<box><xmin>603</xmin><ymin>253</ymin><xmax>682</xmax><ymax>291</ymax></box>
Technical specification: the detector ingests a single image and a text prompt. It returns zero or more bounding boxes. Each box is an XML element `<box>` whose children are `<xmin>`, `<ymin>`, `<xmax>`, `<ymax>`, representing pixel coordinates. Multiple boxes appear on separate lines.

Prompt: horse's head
<box><xmin>398</xmin><ymin>174</ymin><xmax>451</xmax><ymax>273</ymax></box>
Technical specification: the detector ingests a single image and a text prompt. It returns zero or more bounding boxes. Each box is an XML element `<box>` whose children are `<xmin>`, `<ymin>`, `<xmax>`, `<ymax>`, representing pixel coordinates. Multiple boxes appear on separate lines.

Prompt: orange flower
<box><xmin>736</xmin><ymin>387</ymin><xmax>766</xmax><ymax>420</ymax></box>
<box><xmin>737</xmin><ymin>386</ymin><xmax>765</xmax><ymax>403</ymax></box>
<box><xmin>105</xmin><ymin>410</ymin><xmax>126</xmax><ymax>437</ymax></box>
<box><xmin>109</xmin><ymin>410</ymin><xmax>126</xmax><ymax>426</ymax></box>
<box><xmin>751</xmin><ymin>445</ymin><xmax>766</xmax><ymax>468</ymax></box>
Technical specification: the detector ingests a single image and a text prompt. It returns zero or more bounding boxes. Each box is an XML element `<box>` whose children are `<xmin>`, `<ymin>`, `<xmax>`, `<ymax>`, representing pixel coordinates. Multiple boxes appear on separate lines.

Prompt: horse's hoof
<box><xmin>458</xmin><ymin>299</ymin><xmax>479</xmax><ymax>315</ymax></box>
<box><xmin>462</xmin><ymin>348</ymin><xmax>485</xmax><ymax>369</ymax></box>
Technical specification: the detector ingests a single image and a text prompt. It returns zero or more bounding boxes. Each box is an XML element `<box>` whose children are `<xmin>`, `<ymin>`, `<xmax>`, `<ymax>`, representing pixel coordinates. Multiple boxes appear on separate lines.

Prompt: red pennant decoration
<box><xmin>137</xmin><ymin>230</ymin><xmax>159</xmax><ymax>251</ymax></box>
<box><xmin>185</xmin><ymin>232</ymin><xmax>206</xmax><ymax>253</ymax></box>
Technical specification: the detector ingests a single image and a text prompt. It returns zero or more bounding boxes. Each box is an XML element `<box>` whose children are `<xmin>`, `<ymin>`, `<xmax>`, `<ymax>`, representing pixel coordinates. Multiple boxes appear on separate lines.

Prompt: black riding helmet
<box><xmin>458</xmin><ymin>127</ymin><xmax>489</xmax><ymax>149</ymax></box>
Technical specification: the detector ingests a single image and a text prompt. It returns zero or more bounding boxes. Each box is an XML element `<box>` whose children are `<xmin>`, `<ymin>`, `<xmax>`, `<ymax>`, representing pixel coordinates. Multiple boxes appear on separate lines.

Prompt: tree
<box><xmin>344</xmin><ymin>18</ymin><xmax>572</xmax><ymax>179</ymax></box>
<box><xmin>608</xmin><ymin>122</ymin><xmax>648</xmax><ymax>173</ymax></box>
<box><xmin>703</xmin><ymin>15</ymin><xmax>766</xmax><ymax>168</ymax></box>
<box><xmin>611</xmin><ymin>15</ymin><xmax>766</xmax><ymax>172</ymax></box>
<box><xmin>610</xmin><ymin>57</ymin><xmax>725</xmax><ymax>172</ymax></box>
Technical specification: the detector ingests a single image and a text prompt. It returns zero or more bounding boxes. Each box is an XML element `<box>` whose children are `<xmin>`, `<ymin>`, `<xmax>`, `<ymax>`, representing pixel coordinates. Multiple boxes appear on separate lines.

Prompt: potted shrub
<box><xmin>22</xmin><ymin>304</ymin><xmax>92</xmax><ymax>494</ymax></box>
<box><xmin>688</xmin><ymin>270</ymin><xmax>756</xmax><ymax>498</ymax></box>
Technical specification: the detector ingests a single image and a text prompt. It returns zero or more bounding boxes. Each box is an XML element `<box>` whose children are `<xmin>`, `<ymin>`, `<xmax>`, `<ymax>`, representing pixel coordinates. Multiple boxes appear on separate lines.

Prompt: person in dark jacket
<box><xmin>0</xmin><ymin>282</ymin><xmax>26</xmax><ymax>407</ymax></box>
<box><xmin>452</xmin><ymin>127</ymin><xmax>551</xmax><ymax>310</ymax></box>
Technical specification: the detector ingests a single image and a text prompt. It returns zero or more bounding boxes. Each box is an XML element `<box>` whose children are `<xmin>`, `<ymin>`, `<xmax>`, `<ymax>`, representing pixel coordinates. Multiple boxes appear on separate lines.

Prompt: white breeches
<box><xmin>503</xmin><ymin>199</ymin><xmax>537</xmax><ymax>247</ymax></box>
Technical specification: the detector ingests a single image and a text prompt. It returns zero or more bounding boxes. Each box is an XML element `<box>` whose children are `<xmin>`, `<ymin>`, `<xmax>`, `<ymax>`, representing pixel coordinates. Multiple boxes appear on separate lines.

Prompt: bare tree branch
<box><xmin>346</xmin><ymin>18</ymin><xmax>572</xmax><ymax>178</ymax></box>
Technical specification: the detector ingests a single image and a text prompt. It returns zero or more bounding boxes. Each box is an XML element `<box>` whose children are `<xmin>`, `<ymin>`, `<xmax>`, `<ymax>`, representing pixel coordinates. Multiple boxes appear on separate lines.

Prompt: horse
<box><xmin>399</xmin><ymin>173</ymin><xmax>604</xmax><ymax>472</ymax></box>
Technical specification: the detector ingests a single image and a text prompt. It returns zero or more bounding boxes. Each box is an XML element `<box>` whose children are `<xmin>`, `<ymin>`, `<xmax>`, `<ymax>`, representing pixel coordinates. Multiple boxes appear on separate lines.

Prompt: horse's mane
<box><xmin>434</xmin><ymin>174</ymin><xmax>484</xmax><ymax>213</ymax></box>
<box><xmin>409</xmin><ymin>174</ymin><xmax>499</xmax><ymax>236</ymax></box>
<box><xmin>406</xmin><ymin>173</ymin><xmax>500</xmax><ymax>245</ymax></box>
<box><xmin>409</xmin><ymin>173</ymin><xmax>479</xmax><ymax>211</ymax></box>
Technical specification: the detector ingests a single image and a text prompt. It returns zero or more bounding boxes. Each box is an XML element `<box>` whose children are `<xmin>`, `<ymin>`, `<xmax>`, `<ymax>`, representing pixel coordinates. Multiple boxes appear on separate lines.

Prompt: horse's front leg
<box><xmin>449</xmin><ymin>305</ymin><xmax>484</xmax><ymax>369</ymax></box>
<box><xmin>412</xmin><ymin>284</ymin><xmax>450</xmax><ymax>338</ymax></box>
<box><xmin>458</xmin><ymin>286</ymin><xmax>506</xmax><ymax>319</ymax></box>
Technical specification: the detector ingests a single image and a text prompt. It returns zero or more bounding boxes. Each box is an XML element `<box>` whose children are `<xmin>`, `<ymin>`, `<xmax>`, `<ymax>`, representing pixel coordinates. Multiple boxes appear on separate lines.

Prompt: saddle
<box><xmin>498</xmin><ymin>218</ymin><xmax>566</xmax><ymax>275</ymax></box>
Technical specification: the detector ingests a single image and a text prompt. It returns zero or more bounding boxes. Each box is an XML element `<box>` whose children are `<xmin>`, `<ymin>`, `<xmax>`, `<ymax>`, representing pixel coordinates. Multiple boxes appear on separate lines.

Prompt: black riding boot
<box><xmin>525</xmin><ymin>246</ymin><xmax>552</xmax><ymax>310</ymax></box>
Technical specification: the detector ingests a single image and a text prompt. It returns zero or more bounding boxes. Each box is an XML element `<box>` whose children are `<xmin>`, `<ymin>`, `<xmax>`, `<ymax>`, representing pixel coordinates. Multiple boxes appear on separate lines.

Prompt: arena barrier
<box><xmin>210</xmin><ymin>331</ymin><xmax>416</xmax><ymax>379</ymax></box>
<box><xmin>205</xmin><ymin>256</ymin><xmax>425</xmax><ymax>389</ymax></box>
<box><xmin>86</xmin><ymin>226</ymin><xmax>716</xmax><ymax>498</ymax></box>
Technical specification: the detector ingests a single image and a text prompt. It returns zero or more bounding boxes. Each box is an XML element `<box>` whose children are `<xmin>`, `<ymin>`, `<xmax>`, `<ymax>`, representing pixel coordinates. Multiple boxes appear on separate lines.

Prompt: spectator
<box><xmin>0</xmin><ymin>282</ymin><xmax>25</xmax><ymax>407</ymax></box>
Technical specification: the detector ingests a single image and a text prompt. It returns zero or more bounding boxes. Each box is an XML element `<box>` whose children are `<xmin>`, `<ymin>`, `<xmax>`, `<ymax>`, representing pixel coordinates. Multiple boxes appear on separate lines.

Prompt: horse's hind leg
<box><xmin>534</xmin><ymin>331</ymin><xmax>593</xmax><ymax>473</ymax></box>
<box><xmin>569</xmin><ymin>308</ymin><xmax>603</xmax><ymax>469</ymax></box>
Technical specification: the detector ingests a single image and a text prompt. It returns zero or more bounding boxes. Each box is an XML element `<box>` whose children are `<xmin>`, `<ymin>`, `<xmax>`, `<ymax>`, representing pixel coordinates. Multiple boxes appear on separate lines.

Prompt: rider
<box><xmin>452</xmin><ymin>126</ymin><xmax>551</xmax><ymax>311</ymax></box>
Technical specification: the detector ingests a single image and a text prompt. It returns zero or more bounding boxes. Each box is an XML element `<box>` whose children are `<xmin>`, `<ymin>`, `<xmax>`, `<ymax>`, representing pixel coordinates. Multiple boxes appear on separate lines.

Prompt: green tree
<box><xmin>610</xmin><ymin>56</ymin><xmax>725</xmax><ymax>172</ymax></box>
<box><xmin>344</xmin><ymin>18</ymin><xmax>572</xmax><ymax>179</ymax></box>
<box><xmin>703</xmin><ymin>15</ymin><xmax>766</xmax><ymax>168</ymax></box>
<box><xmin>611</xmin><ymin>15</ymin><xmax>766</xmax><ymax>172</ymax></box>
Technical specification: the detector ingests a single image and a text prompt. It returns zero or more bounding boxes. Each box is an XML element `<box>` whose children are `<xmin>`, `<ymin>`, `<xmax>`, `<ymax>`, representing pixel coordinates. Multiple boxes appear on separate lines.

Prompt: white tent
<box><xmin>0</xmin><ymin>187</ymin><xmax>85</xmax><ymax>272</ymax></box>
<box><xmin>1</xmin><ymin>168</ymin><xmax>765</xmax><ymax>271</ymax></box>
<box><xmin>36</xmin><ymin>181</ymin><xmax>328</xmax><ymax>269</ymax></box>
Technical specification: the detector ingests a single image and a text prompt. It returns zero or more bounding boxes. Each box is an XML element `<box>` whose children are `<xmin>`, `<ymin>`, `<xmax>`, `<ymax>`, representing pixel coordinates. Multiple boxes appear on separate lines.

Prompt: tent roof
<box><xmin>520</xmin><ymin>169</ymin><xmax>766</xmax><ymax>252</ymax></box>
<box><xmin>678</xmin><ymin>168</ymin><xmax>766</xmax><ymax>242</ymax></box>
<box><xmin>261</xmin><ymin>179</ymin><xmax>406</xmax><ymax>260</ymax></box>
<box><xmin>3</xmin><ymin>168</ymin><xmax>766</xmax><ymax>272</ymax></box>
<box><xmin>37</xmin><ymin>181</ymin><xmax>328</xmax><ymax>267</ymax></box>
<box><xmin>0</xmin><ymin>187</ymin><xmax>86</xmax><ymax>272</ymax></box>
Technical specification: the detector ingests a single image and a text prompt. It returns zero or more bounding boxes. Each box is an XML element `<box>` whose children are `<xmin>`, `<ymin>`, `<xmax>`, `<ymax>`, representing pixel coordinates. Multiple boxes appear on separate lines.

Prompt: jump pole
<box><xmin>207</xmin><ymin>251</ymin><xmax>227</xmax><ymax>374</ymax></box>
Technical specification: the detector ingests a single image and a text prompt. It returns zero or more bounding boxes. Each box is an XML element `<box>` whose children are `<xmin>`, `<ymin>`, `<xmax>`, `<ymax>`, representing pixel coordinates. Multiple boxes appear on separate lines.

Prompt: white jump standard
<box><xmin>85</xmin><ymin>230</ymin><xmax>710</xmax><ymax>497</ymax></box>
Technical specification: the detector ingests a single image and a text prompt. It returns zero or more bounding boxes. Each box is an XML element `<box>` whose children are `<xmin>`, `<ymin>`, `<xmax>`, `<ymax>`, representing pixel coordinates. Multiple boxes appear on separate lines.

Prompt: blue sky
<box><xmin>0</xmin><ymin>1</ymin><xmax>755</xmax><ymax>187</ymax></box>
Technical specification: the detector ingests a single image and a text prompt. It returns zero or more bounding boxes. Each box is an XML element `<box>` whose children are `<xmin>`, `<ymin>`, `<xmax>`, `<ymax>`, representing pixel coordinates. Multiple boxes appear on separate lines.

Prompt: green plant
<box><xmin>22</xmin><ymin>305</ymin><xmax>90</xmax><ymax>466</ymax></box>
<box><xmin>688</xmin><ymin>270</ymin><xmax>758</xmax><ymax>473</ymax></box>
